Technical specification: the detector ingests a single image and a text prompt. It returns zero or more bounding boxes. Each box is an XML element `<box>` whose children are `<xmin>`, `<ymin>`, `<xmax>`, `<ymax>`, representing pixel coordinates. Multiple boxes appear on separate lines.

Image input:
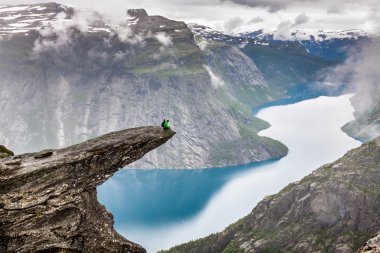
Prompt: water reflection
<box><xmin>97</xmin><ymin>159</ymin><xmax>277</xmax><ymax>226</ymax></box>
<box><xmin>97</xmin><ymin>94</ymin><xmax>361</xmax><ymax>252</ymax></box>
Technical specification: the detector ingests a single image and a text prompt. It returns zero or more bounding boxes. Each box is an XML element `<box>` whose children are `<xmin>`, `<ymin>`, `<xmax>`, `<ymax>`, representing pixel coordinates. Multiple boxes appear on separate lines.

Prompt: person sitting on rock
<box><xmin>161</xmin><ymin>119</ymin><xmax>170</xmax><ymax>129</ymax></box>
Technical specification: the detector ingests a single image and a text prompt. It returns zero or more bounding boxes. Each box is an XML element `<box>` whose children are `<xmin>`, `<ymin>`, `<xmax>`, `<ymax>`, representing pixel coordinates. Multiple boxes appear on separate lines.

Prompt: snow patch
<box><xmin>0</xmin><ymin>6</ymin><xmax>29</xmax><ymax>12</ymax></box>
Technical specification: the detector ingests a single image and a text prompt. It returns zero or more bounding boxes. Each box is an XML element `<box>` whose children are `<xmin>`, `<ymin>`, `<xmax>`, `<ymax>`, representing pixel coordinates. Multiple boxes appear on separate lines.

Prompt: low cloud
<box><xmin>223</xmin><ymin>17</ymin><xmax>244</xmax><ymax>34</ymax></box>
<box><xmin>248</xmin><ymin>17</ymin><xmax>264</xmax><ymax>24</ymax></box>
<box><xmin>293</xmin><ymin>13</ymin><xmax>310</xmax><ymax>27</ymax></box>
<box><xmin>273</xmin><ymin>21</ymin><xmax>293</xmax><ymax>40</ymax></box>
<box><xmin>33</xmin><ymin>9</ymin><xmax>104</xmax><ymax>54</ymax></box>
<box><xmin>204</xmin><ymin>65</ymin><xmax>225</xmax><ymax>88</ymax></box>
<box><xmin>273</xmin><ymin>13</ymin><xmax>310</xmax><ymax>40</ymax></box>
<box><xmin>112</xmin><ymin>24</ymin><xmax>145</xmax><ymax>45</ymax></box>
<box><xmin>324</xmin><ymin>25</ymin><xmax>380</xmax><ymax>140</ymax></box>
<box><xmin>326</xmin><ymin>39</ymin><xmax>380</xmax><ymax>114</ymax></box>
<box><xmin>154</xmin><ymin>32</ymin><xmax>173</xmax><ymax>49</ymax></box>
<box><xmin>196</xmin><ymin>39</ymin><xmax>209</xmax><ymax>51</ymax></box>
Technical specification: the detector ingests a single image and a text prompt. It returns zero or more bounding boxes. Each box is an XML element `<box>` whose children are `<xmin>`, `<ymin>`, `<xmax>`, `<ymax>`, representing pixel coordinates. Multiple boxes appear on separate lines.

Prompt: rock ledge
<box><xmin>0</xmin><ymin>126</ymin><xmax>175</xmax><ymax>253</ymax></box>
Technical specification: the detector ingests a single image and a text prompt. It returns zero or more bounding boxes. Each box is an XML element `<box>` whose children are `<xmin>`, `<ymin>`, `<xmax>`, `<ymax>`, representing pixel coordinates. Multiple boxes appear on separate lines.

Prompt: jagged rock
<box><xmin>0</xmin><ymin>126</ymin><xmax>175</xmax><ymax>253</ymax></box>
<box><xmin>358</xmin><ymin>233</ymin><xmax>380</xmax><ymax>253</ymax></box>
<box><xmin>127</xmin><ymin>9</ymin><xmax>148</xmax><ymax>18</ymax></box>
<box><xmin>163</xmin><ymin>137</ymin><xmax>380</xmax><ymax>253</ymax></box>
<box><xmin>127</xmin><ymin>9</ymin><xmax>194</xmax><ymax>42</ymax></box>
<box><xmin>33</xmin><ymin>149</ymin><xmax>54</xmax><ymax>159</ymax></box>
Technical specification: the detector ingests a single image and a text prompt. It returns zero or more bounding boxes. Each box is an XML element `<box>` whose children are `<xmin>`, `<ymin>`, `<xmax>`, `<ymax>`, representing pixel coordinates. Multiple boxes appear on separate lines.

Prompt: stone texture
<box><xmin>358</xmin><ymin>233</ymin><xmax>380</xmax><ymax>253</ymax></box>
<box><xmin>0</xmin><ymin>126</ymin><xmax>175</xmax><ymax>253</ymax></box>
<box><xmin>163</xmin><ymin>137</ymin><xmax>380</xmax><ymax>253</ymax></box>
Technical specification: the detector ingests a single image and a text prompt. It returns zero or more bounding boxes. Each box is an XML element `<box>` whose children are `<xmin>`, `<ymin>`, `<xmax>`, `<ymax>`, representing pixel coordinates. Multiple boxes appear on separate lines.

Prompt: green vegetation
<box><xmin>222</xmin><ymin>241</ymin><xmax>246</xmax><ymax>253</ymax></box>
<box><xmin>127</xmin><ymin>41</ymin><xmax>205</xmax><ymax>77</ymax></box>
<box><xmin>0</xmin><ymin>145</ymin><xmax>14</xmax><ymax>157</ymax></box>
<box><xmin>241</xmin><ymin>43</ymin><xmax>334</xmax><ymax>89</ymax></box>
<box><xmin>208</xmin><ymin>89</ymin><xmax>288</xmax><ymax>166</ymax></box>
<box><xmin>159</xmin><ymin>233</ymin><xmax>221</xmax><ymax>253</ymax></box>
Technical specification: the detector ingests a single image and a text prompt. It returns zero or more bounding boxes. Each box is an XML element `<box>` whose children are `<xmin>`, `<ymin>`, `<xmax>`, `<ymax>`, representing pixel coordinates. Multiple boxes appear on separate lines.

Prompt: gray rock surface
<box><xmin>0</xmin><ymin>126</ymin><xmax>175</xmax><ymax>253</ymax></box>
<box><xmin>0</xmin><ymin>3</ymin><xmax>288</xmax><ymax>169</ymax></box>
<box><xmin>163</xmin><ymin>137</ymin><xmax>380</xmax><ymax>253</ymax></box>
<box><xmin>358</xmin><ymin>233</ymin><xmax>380</xmax><ymax>253</ymax></box>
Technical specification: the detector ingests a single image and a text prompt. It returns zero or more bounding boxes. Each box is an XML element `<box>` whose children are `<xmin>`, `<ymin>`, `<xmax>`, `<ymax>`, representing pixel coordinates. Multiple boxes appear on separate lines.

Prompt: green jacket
<box><xmin>163</xmin><ymin>121</ymin><xmax>170</xmax><ymax>129</ymax></box>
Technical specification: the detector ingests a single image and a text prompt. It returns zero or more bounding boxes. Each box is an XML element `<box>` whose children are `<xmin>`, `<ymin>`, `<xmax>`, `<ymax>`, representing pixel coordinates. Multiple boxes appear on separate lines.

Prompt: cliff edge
<box><xmin>0</xmin><ymin>126</ymin><xmax>175</xmax><ymax>253</ymax></box>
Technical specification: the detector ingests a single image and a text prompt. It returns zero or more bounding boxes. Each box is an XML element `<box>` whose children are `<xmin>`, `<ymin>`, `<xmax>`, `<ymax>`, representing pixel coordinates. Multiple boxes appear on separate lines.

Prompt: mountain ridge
<box><xmin>0</xmin><ymin>2</ymin><xmax>289</xmax><ymax>169</ymax></box>
<box><xmin>162</xmin><ymin>137</ymin><xmax>380</xmax><ymax>252</ymax></box>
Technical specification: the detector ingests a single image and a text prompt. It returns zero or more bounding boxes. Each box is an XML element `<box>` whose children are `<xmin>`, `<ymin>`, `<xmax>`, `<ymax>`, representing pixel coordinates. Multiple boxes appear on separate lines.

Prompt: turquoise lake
<box><xmin>97</xmin><ymin>94</ymin><xmax>361</xmax><ymax>252</ymax></box>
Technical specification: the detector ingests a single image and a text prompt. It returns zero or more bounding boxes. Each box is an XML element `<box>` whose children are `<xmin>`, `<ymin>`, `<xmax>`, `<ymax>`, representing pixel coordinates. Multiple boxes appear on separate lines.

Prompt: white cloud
<box><xmin>273</xmin><ymin>13</ymin><xmax>310</xmax><ymax>40</ymax></box>
<box><xmin>248</xmin><ymin>16</ymin><xmax>264</xmax><ymax>24</ymax></box>
<box><xmin>293</xmin><ymin>13</ymin><xmax>310</xmax><ymax>27</ymax></box>
<box><xmin>204</xmin><ymin>65</ymin><xmax>225</xmax><ymax>88</ymax></box>
<box><xmin>196</xmin><ymin>39</ymin><xmax>209</xmax><ymax>51</ymax></box>
<box><xmin>323</xmin><ymin>3</ymin><xmax>380</xmax><ymax>139</ymax></box>
<box><xmin>33</xmin><ymin>8</ymin><xmax>104</xmax><ymax>54</ymax></box>
<box><xmin>154</xmin><ymin>32</ymin><xmax>173</xmax><ymax>48</ymax></box>
<box><xmin>273</xmin><ymin>21</ymin><xmax>293</xmax><ymax>40</ymax></box>
<box><xmin>223</xmin><ymin>17</ymin><xmax>244</xmax><ymax>34</ymax></box>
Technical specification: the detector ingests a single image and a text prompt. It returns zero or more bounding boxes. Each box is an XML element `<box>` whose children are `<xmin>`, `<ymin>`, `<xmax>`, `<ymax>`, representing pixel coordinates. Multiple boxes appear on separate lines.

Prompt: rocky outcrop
<box><xmin>359</xmin><ymin>233</ymin><xmax>380</xmax><ymax>253</ymax></box>
<box><xmin>0</xmin><ymin>126</ymin><xmax>175</xmax><ymax>253</ymax></box>
<box><xmin>163</xmin><ymin>137</ymin><xmax>380</xmax><ymax>253</ymax></box>
<box><xmin>0</xmin><ymin>3</ymin><xmax>288</xmax><ymax>169</ymax></box>
<box><xmin>127</xmin><ymin>8</ymin><xmax>194</xmax><ymax>42</ymax></box>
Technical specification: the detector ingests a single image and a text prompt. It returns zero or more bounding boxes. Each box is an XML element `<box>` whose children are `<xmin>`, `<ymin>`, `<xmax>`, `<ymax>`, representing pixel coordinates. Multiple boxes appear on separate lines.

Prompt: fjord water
<box><xmin>97</xmin><ymin>94</ymin><xmax>361</xmax><ymax>252</ymax></box>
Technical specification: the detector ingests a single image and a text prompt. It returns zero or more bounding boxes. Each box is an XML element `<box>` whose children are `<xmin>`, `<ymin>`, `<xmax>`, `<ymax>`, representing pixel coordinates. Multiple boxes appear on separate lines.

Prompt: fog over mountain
<box><xmin>325</xmin><ymin>10</ymin><xmax>380</xmax><ymax>141</ymax></box>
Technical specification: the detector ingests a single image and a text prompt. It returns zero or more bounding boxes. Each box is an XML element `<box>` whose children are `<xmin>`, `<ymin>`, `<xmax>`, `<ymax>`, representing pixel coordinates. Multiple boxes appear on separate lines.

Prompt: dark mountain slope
<box><xmin>163</xmin><ymin>137</ymin><xmax>380</xmax><ymax>253</ymax></box>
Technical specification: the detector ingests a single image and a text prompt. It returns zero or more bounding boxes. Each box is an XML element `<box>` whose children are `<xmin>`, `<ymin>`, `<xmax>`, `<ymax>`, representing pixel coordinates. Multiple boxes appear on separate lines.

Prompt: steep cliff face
<box><xmin>0</xmin><ymin>126</ymin><xmax>175</xmax><ymax>253</ymax></box>
<box><xmin>190</xmin><ymin>24</ymin><xmax>335</xmax><ymax>91</ymax></box>
<box><xmin>163</xmin><ymin>137</ymin><xmax>380</xmax><ymax>253</ymax></box>
<box><xmin>0</xmin><ymin>3</ymin><xmax>287</xmax><ymax>169</ymax></box>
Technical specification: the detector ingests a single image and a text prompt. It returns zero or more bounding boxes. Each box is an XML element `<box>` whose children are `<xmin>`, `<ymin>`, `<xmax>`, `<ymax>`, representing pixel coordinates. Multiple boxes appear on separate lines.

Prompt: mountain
<box><xmin>190</xmin><ymin>24</ymin><xmax>338</xmax><ymax>91</ymax></box>
<box><xmin>190</xmin><ymin>23</ymin><xmax>380</xmax><ymax>143</ymax></box>
<box><xmin>239</xmin><ymin>29</ymin><xmax>372</xmax><ymax>61</ymax></box>
<box><xmin>162</xmin><ymin>137</ymin><xmax>380</xmax><ymax>253</ymax></box>
<box><xmin>0</xmin><ymin>126</ymin><xmax>174</xmax><ymax>252</ymax></box>
<box><xmin>0</xmin><ymin>3</ymin><xmax>288</xmax><ymax>169</ymax></box>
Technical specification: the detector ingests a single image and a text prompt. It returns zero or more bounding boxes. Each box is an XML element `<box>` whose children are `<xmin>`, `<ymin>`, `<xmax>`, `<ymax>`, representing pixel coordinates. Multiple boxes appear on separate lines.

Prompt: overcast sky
<box><xmin>1</xmin><ymin>0</ymin><xmax>379</xmax><ymax>34</ymax></box>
